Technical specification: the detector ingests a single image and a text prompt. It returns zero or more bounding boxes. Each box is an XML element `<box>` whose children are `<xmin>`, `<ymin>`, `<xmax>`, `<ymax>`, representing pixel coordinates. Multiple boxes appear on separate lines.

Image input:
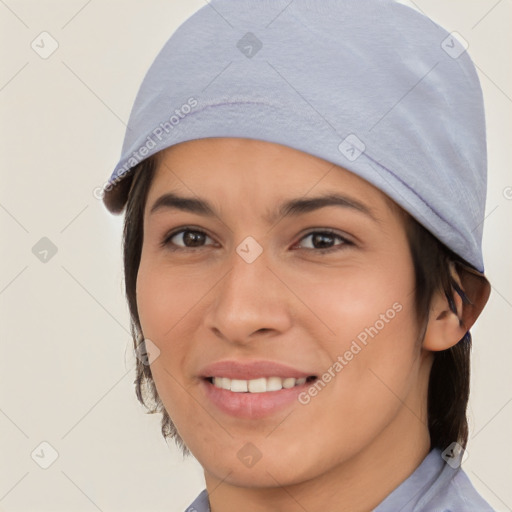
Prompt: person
<box><xmin>100</xmin><ymin>0</ymin><xmax>495</xmax><ymax>510</ymax></box>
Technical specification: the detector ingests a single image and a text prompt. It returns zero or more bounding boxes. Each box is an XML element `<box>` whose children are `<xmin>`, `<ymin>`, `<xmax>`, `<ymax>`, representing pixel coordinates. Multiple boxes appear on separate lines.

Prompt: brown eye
<box><xmin>296</xmin><ymin>230</ymin><xmax>352</xmax><ymax>252</ymax></box>
<box><xmin>164</xmin><ymin>229</ymin><xmax>214</xmax><ymax>249</ymax></box>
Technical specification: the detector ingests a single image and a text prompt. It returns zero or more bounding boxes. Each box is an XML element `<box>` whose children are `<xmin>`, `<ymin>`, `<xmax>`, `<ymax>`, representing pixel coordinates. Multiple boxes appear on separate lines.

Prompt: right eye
<box><xmin>161</xmin><ymin>228</ymin><xmax>216</xmax><ymax>250</ymax></box>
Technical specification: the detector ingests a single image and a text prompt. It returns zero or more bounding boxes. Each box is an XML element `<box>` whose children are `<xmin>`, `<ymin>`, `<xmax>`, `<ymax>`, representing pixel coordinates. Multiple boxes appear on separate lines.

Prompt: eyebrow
<box><xmin>149</xmin><ymin>192</ymin><xmax>378</xmax><ymax>224</ymax></box>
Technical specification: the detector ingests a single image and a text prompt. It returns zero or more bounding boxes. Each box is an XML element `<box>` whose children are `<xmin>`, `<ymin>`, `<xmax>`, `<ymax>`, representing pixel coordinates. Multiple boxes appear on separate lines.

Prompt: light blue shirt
<box><xmin>184</xmin><ymin>448</ymin><xmax>494</xmax><ymax>511</ymax></box>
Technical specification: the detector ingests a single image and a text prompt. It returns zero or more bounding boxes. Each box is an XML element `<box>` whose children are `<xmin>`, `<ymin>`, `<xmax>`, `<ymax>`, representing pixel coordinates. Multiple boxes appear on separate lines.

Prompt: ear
<box><xmin>422</xmin><ymin>261</ymin><xmax>491</xmax><ymax>351</ymax></box>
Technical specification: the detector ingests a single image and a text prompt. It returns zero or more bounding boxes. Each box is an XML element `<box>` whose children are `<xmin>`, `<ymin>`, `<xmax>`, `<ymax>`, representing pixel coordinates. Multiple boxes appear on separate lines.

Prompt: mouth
<box><xmin>204</xmin><ymin>375</ymin><xmax>318</xmax><ymax>393</ymax></box>
<box><xmin>199</xmin><ymin>360</ymin><xmax>319</xmax><ymax>418</ymax></box>
<box><xmin>201</xmin><ymin>374</ymin><xmax>319</xmax><ymax>419</ymax></box>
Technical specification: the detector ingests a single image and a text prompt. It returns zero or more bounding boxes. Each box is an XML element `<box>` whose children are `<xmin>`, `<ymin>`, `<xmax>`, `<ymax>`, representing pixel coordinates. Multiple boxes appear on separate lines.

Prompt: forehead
<box><xmin>145</xmin><ymin>137</ymin><xmax>402</xmax><ymax>220</ymax></box>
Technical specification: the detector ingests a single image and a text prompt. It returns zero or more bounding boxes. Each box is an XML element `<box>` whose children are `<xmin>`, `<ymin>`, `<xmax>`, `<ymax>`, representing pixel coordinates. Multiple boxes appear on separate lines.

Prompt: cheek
<box><xmin>136</xmin><ymin>257</ymin><xmax>210</xmax><ymax>342</ymax></box>
<box><xmin>288</xmin><ymin>258</ymin><xmax>420</xmax><ymax>437</ymax></box>
<box><xmin>135</xmin><ymin>257</ymin><xmax>216</xmax><ymax>420</ymax></box>
<box><xmin>289</xmin><ymin>253</ymin><xmax>416</xmax><ymax>351</ymax></box>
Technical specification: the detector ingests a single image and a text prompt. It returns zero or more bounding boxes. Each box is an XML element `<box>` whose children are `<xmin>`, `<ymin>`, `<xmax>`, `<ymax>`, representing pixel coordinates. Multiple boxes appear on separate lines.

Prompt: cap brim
<box><xmin>454</xmin><ymin>260</ymin><xmax>491</xmax><ymax>331</ymax></box>
<box><xmin>102</xmin><ymin>171</ymin><xmax>134</xmax><ymax>214</ymax></box>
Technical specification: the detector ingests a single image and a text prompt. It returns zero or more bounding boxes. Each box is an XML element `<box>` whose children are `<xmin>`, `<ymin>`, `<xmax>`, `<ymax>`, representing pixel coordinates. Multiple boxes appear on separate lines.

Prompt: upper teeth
<box><xmin>212</xmin><ymin>376</ymin><xmax>307</xmax><ymax>393</ymax></box>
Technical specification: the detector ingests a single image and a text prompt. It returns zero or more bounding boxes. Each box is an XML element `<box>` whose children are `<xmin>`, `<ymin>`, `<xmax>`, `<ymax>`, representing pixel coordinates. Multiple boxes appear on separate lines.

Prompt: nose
<box><xmin>204</xmin><ymin>246</ymin><xmax>293</xmax><ymax>345</ymax></box>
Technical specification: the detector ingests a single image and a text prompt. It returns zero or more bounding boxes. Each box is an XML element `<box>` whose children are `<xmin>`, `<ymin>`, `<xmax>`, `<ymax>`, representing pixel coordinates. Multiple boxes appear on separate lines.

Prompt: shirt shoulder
<box><xmin>374</xmin><ymin>448</ymin><xmax>495</xmax><ymax>512</ymax></box>
<box><xmin>183</xmin><ymin>489</ymin><xmax>210</xmax><ymax>512</ymax></box>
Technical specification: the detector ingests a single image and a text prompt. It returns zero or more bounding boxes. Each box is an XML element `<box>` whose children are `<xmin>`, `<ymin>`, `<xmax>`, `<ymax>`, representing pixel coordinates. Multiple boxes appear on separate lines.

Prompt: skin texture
<box><xmin>136</xmin><ymin>137</ymin><xmax>470</xmax><ymax>512</ymax></box>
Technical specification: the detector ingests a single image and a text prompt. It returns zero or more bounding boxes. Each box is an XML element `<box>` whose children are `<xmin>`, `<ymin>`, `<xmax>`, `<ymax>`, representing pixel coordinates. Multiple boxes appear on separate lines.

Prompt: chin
<box><xmin>197</xmin><ymin>444</ymin><xmax>320</xmax><ymax>488</ymax></box>
<box><xmin>209</xmin><ymin>465</ymin><xmax>307</xmax><ymax>489</ymax></box>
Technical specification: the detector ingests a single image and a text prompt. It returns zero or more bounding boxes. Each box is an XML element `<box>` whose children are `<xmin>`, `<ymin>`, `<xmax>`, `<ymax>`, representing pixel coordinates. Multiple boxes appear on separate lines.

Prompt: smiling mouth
<box><xmin>205</xmin><ymin>375</ymin><xmax>318</xmax><ymax>393</ymax></box>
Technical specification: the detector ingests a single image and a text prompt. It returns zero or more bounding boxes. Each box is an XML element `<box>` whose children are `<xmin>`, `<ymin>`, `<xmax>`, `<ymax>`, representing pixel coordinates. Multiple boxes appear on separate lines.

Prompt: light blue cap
<box><xmin>103</xmin><ymin>0</ymin><xmax>488</xmax><ymax>273</ymax></box>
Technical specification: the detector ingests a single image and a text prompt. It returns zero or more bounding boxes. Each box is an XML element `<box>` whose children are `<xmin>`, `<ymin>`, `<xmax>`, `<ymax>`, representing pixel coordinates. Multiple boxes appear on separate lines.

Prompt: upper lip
<box><xmin>199</xmin><ymin>360</ymin><xmax>316</xmax><ymax>380</ymax></box>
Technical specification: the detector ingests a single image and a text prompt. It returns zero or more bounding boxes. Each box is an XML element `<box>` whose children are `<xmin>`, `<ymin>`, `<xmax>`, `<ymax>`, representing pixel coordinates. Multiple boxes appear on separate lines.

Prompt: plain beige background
<box><xmin>0</xmin><ymin>1</ymin><xmax>511</xmax><ymax>511</ymax></box>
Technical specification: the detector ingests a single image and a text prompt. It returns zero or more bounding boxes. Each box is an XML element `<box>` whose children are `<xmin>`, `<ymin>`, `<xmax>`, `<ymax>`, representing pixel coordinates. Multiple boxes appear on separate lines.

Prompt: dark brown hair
<box><xmin>121</xmin><ymin>155</ymin><xmax>476</xmax><ymax>456</ymax></box>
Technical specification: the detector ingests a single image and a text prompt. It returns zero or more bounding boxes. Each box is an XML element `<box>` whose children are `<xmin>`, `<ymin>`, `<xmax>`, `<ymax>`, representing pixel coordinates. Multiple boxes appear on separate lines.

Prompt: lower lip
<box><xmin>201</xmin><ymin>379</ymin><xmax>313</xmax><ymax>419</ymax></box>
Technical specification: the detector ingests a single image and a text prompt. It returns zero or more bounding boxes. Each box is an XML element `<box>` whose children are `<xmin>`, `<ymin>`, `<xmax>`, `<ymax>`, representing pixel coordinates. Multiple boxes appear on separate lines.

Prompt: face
<box><xmin>136</xmin><ymin>137</ymin><xmax>428</xmax><ymax>488</ymax></box>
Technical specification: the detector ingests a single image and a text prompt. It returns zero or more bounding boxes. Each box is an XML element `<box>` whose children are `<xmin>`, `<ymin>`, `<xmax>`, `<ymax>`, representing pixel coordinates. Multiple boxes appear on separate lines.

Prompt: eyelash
<box><xmin>160</xmin><ymin>227</ymin><xmax>353</xmax><ymax>254</ymax></box>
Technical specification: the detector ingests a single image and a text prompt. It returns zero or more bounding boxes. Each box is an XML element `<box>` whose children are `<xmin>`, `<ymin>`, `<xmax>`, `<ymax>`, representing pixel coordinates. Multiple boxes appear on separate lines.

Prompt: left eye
<box><xmin>295</xmin><ymin>231</ymin><xmax>351</xmax><ymax>252</ymax></box>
